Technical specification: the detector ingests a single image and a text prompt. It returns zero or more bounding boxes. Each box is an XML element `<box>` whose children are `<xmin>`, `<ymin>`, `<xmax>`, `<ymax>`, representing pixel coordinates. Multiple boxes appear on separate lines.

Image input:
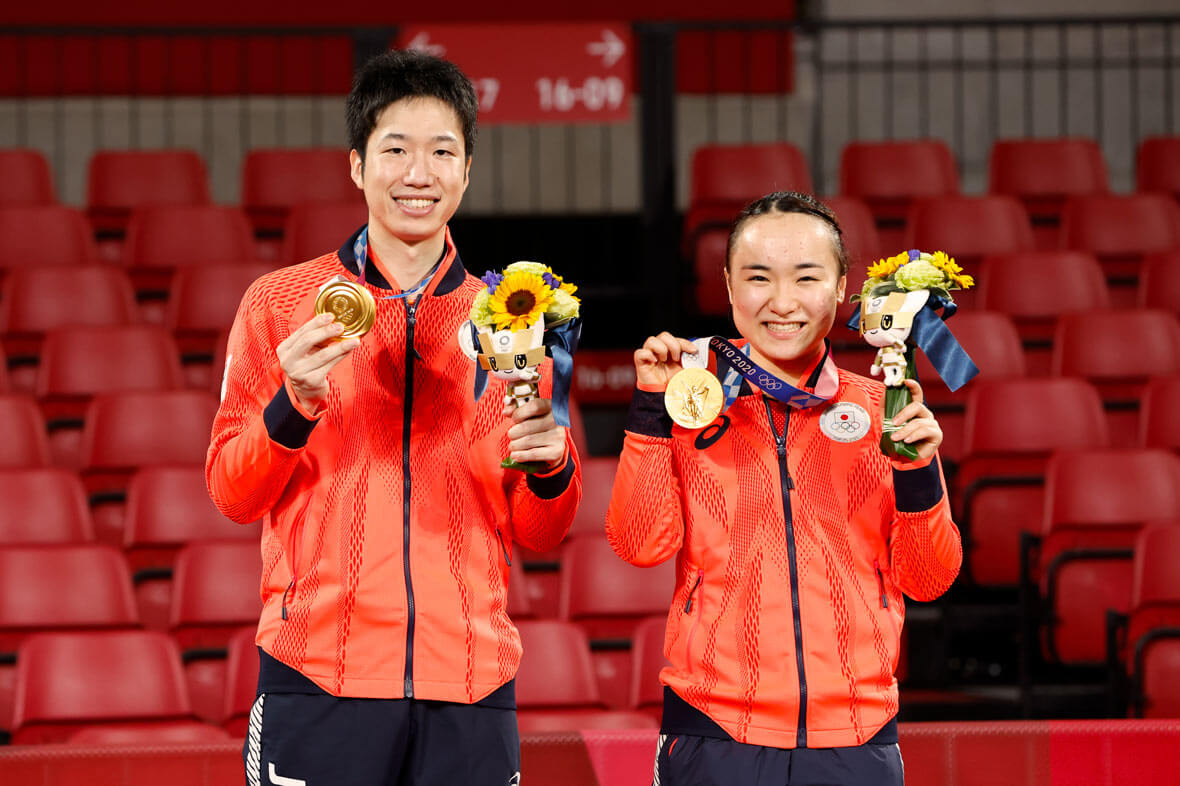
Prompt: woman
<box><xmin>606</xmin><ymin>191</ymin><xmax>961</xmax><ymax>785</ymax></box>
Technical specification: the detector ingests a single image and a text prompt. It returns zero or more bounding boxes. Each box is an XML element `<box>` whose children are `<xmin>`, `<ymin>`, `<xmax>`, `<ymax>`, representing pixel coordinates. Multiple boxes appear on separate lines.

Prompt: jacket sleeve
<box><xmin>206</xmin><ymin>282</ymin><xmax>319</xmax><ymax>524</ymax></box>
<box><xmin>506</xmin><ymin>431</ymin><xmax>582</xmax><ymax>554</ymax></box>
<box><xmin>604</xmin><ymin>389</ymin><xmax>685</xmax><ymax>567</ymax></box>
<box><xmin>887</xmin><ymin>453</ymin><xmax>963</xmax><ymax>602</ymax></box>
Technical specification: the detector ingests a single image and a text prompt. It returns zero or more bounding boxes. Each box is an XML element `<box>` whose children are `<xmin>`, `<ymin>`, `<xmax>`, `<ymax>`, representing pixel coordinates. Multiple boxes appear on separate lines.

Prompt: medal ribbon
<box><xmin>353</xmin><ymin>226</ymin><xmax>440</xmax><ymax>302</ymax></box>
<box><xmin>701</xmin><ymin>336</ymin><xmax>837</xmax><ymax>410</ymax></box>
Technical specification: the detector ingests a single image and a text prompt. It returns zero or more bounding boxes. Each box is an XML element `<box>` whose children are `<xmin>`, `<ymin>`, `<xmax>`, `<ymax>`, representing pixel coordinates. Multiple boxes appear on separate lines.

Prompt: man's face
<box><xmin>350</xmin><ymin>96</ymin><xmax>471</xmax><ymax>248</ymax></box>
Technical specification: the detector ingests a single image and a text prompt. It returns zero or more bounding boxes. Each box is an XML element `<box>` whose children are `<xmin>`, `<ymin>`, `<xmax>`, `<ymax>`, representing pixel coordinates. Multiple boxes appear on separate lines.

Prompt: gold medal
<box><xmin>665</xmin><ymin>367</ymin><xmax>723</xmax><ymax>429</ymax></box>
<box><xmin>314</xmin><ymin>278</ymin><xmax>376</xmax><ymax>339</ymax></box>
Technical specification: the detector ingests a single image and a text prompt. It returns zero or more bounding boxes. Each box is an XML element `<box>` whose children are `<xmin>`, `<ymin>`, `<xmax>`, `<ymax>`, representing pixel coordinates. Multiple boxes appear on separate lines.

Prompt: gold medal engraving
<box><xmin>314</xmin><ymin>279</ymin><xmax>376</xmax><ymax>339</ymax></box>
<box><xmin>664</xmin><ymin>367</ymin><xmax>723</xmax><ymax>429</ymax></box>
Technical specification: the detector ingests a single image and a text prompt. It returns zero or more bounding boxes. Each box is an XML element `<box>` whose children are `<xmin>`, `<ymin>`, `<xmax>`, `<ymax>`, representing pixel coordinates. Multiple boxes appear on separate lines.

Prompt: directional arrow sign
<box><xmin>396</xmin><ymin>23</ymin><xmax>633</xmax><ymax>124</ymax></box>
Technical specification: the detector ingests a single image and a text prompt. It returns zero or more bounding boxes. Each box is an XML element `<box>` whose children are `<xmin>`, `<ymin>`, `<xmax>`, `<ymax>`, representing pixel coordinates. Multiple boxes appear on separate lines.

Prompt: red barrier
<box><xmin>4</xmin><ymin>721</ymin><xmax>1180</xmax><ymax>785</ymax></box>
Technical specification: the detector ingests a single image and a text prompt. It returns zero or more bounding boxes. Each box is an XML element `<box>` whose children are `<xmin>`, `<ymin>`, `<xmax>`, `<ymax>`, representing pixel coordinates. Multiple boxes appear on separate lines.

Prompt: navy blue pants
<box><xmin>653</xmin><ymin>733</ymin><xmax>904</xmax><ymax>786</ymax></box>
<box><xmin>243</xmin><ymin>691</ymin><xmax>520</xmax><ymax>786</ymax></box>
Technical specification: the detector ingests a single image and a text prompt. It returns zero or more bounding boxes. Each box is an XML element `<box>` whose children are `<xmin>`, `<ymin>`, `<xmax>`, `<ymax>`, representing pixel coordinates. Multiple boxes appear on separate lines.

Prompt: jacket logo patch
<box><xmin>820</xmin><ymin>402</ymin><xmax>870</xmax><ymax>443</ymax></box>
<box><xmin>694</xmin><ymin>415</ymin><xmax>731</xmax><ymax>450</ymax></box>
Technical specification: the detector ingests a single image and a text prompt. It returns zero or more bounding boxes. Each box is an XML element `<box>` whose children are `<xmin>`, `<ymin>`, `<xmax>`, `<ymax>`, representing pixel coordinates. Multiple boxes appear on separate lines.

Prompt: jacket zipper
<box><xmin>684</xmin><ymin>570</ymin><xmax>703</xmax><ymax>613</ymax></box>
<box><xmin>875</xmin><ymin>559</ymin><xmax>889</xmax><ymax>609</ymax></box>
<box><xmin>402</xmin><ymin>297</ymin><xmax>419</xmax><ymax>698</ymax></box>
<box><xmin>495</xmin><ymin>527</ymin><xmax>512</xmax><ymax>567</ymax></box>
<box><xmin>764</xmin><ymin>397</ymin><xmax>808</xmax><ymax>748</ymax></box>
<box><xmin>683</xmin><ymin>569</ymin><xmax>704</xmax><ymax>672</ymax></box>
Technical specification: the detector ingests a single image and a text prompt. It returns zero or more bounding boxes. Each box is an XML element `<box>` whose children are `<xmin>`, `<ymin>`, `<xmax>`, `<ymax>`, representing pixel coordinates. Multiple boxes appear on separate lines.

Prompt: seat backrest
<box><xmin>559</xmin><ymin>534</ymin><xmax>676</xmax><ymax>622</ymax></box>
<box><xmin>689</xmin><ymin>143</ymin><xmax>813</xmax><ymax>205</ymax></box>
<box><xmin>0</xmin><ymin>266</ymin><xmax>138</xmax><ymax>333</ymax></box>
<box><xmin>904</xmin><ymin>195</ymin><xmax>1034</xmax><ymax>260</ymax></box>
<box><xmin>914</xmin><ymin>311</ymin><xmax>1026</xmax><ymax>392</ymax></box>
<box><xmin>0</xmin><ymin>149</ymin><xmax>55</xmax><ymax>206</ymax></box>
<box><xmin>1136</xmin><ymin>136</ymin><xmax>1180</xmax><ymax>196</ymax></box>
<box><xmin>988</xmin><ymin>138</ymin><xmax>1109</xmax><ymax>200</ymax></box>
<box><xmin>693</xmin><ymin>228</ymin><xmax>730</xmax><ymax>317</ymax></box>
<box><xmin>87</xmin><ymin>150</ymin><xmax>210</xmax><ymax>212</ymax></box>
<box><xmin>81</xmin><ymin>390</ymin><xmax>219</xmax><ymax>469</ymax></box>
<box><xmin>0</xmin><ymin>205</ymin><xmax>98</xmax><ymax>268</ymax></box>
<box><xmin>68</xmin><ymin>720</ymin><xmax>231</xmax><ymax>745</ymax></box>
<box><xmin>569</xmin><ymin>457</ymin><xmax>619</xmax><ymax>538</ymax></box>
<box><xmin>963</xmin><ymin>378</ymin><xmax>1108</xmax><ymax>456</ymax></box>
<box><xmin>241</xmin><ymin>148</ymin><xmax>357</xmax><ymax>214</ymax></box>
<box><xmin>0</xmin><ymin>395</ymin><xmax>50</xmax><ymax>467</ymax></box>
<box><xmin>629</xmin><ymin>615</ymin><xmax>668</xmax><ymax>710</ymax></box>
<box><xmin>977</xmin><ymin>251</ymin><xmax>1110</xmax><ymax>318</ymax></box>
<box><xmin>1044</xmin><ymin>449</ymin><xmax>1180</xmax><ymax>536</ymax></box>
<box><xmin>1051</xmin><ymin>310</ymin><xmax>1180</xmax><ymax>380</ymax></box>
<box><xmin>1140</xmin><ymin>376</ymin><xmax>1180</xmax><ymax>450</ymax></box>
<box><xmin>166</xmin><ymin>263</ymin><xmax>272</xmax><ymax>332</ymax></box>
<box><xmin>36</xmin><ymin>325</ymin><xmax>183</xmax><ymax>397</ymax></box>
<box><xmin>11</xmin><ymin>630</ymin><xmax>192</xmax><ymax>740</ymax></box>
<box><xmin>839</xmin><ymin>140</ymin><xmax>960</xmax><ymax>201</ymax></box>
<box><xmin>822</xmin><ymin>195</ymin><xmax>883</xmax><ymax>265</ymax></box>
<box><xmin>515</xmin><ymin>620</ymin><xmax>603</xmax><ymax>708</ymax></box>
<box><xmin>124</xmin><ymin>465</ymin><xmax>255</xmax><ymax>547</ymax></box>
<box><xmin>222</xmin><ymin>626</ymin><xmax>261</xmax><ymax>726</ymax></box>
<box><xmin>1133</xmin><ymin>521</ymin><xmax>1180</xmax><ymax>608</ymax></box>
<box><xmin>1138</xmin><ymin>251</ymin><xmax>1180</xmax><ymax>311</ymax></box>
<box><xmin>1060</xmin><ymin>194</ymin><xmax>1180</xmax><ymax>258</ymax></box>
<box><xmin>169</xmin><ymin>540</ymin><xmax>262</xmax><ymax>629</ymax></box>
<box><xmin>279</xmin><ymin>201</ymin><xmax>368</xmax><ymax>266</ymax></box>
<box><xmin>124</xmin><ymin>205</ymin><xmax>255</xmax><ymax>269</ymax></box>
<box><xmin>0</xmin><ymin>545</ymin><xmax>137</xmax><ymax>631</ymax></box>
<box><xmin>0</xmin><ymin>469</ymin><xmax>94</xmax><ymax>544</ymax></box>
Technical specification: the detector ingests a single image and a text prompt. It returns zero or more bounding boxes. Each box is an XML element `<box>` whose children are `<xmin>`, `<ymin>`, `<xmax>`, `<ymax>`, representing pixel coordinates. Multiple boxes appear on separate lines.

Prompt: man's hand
<box><xmin>276</xmin><ymin>313</ymin><xmax>360</xmax><ymax>413</ymax></box>
<box><xmin>505</xmin><ymin>397</ymin><xmax>567</xmax><ymax>470</ymax></box>
<box><xmin>888</xmin><ymin>378</ymin><xmax>943</xmax><ymax>461</ymax></box>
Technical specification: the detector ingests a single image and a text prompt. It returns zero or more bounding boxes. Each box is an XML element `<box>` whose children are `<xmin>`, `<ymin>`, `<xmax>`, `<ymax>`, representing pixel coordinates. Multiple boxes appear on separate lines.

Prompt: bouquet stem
<box><xmin>880</xmin><ymin>346</ymin><xmax>920</xmax><ymax>461</ymax></box>
<box><xmin>501</xmin><ymin>377</ymin><xmax>546</xmax><ymax>474</ymax></box>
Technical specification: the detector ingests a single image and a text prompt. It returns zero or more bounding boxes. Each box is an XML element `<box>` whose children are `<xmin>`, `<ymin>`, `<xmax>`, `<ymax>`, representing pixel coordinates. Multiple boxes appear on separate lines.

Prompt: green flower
<box><xmin>469</xmin><ymin>288</ymin><xmax>495</xmax><ymax>327</ymax></box>
<box><xmin>893</xmin><ymin>259</ymin><xmax>947</xmax><ymax>291</ymax></box>
<box><xmin>504</xmin><ymin>261</ymin><xmax>551</xmax><ymax>277</ymax></box>
<box><xmin>547</xmin><ymin>288</ymin><xmax>581</xmax><ymax>322</ymax></box>
<box><xmin>856</xmin><ymin>276</ymin><xmax>883</xmax><ymax>302</ymax></box>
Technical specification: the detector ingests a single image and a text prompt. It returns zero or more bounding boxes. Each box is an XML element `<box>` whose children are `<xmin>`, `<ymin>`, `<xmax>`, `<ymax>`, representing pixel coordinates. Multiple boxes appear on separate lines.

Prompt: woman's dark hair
<box><xmin>346</xmin><ymin>49</ymin><xmax>479</xmax><ymax>163</ymax></box>
<box><xmin>725</xmin><ymin>191</ymin><xmax>849</xmax><ymax>276</ymax></box>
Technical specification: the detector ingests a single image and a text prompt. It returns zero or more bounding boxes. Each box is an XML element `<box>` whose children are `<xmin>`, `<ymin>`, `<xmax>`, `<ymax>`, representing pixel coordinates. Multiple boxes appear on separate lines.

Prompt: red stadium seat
<box><xmin>913</xmin><ymin>311</ymin><xmax>1026</xmax><ymax>463</ymax></box>
<box><xmin>36</xmin><ymin>325</ymin><xmax>183</xmax><ymax>399</ymax></box>
<box><xmin>125</xmin><ymin>206</ymin><xmax>255</xmax><ymax>270</ymax></box>
<box><xmin>169</xmin><ymin>540</ymin><xmax>262</xmax><ymax>722</ymax></box>
<box><xmin>0</xmin><ymin>265</ymin><xmax>137</xmax><ymax>335</ymax></box>
<box><xmin>1139</xmin><ymin>376</ymin><xmax>1180</xmax><ymax>450</ymax></box>
<box><xmin>1036</xmin><ymin>450</ymin><xmax>1180</xmax><ymax>665</ymax></box>
<box><xmin>221</xmin><ymin>626</ymin><xmax>260</xmax><ymax>735</ymax></box>
<box><xmin>0</xmin><ymin>545</ymin><xmax>138</xmax><ymax>734</ymax></box>
<box><xmin>976</xmin><ymin>251</ymin><xmax>1110</xmax><ymax>369</ymax></box>
<box><xmin>692</xmin><ymin>228</ymin><xmax>730</xmax><ymax>317</ymax></box>
<box><xmin>1137</xmin><ymin>250</ymin><xmax>1180</xmax><ymax>312</ymax></box>
<box><xmin>10</xmin><ymin>630</ymin><xmax>195</xmax><ymax>744</ymax></box>
<box><xmin>1060</xmin><ymin>194</ymin><xmax>1180</xmax><ymax>292</ymax></box>
<box><xmin>1136</xmin><ymin>136</ymin><xmax>1180</xmax><ymax>201</ymax></box>
<box><xmin>569</xmin><ymin>457</ymin><xmax>618</xmax><ymax>538</ymax></box>
<box><xmin>515</xmin><ymin>620</ymin><xmax>656</xmax><ymax>731</ymax></box>
<box><xmin>988</xmin><ymin>138</ymin><xmax>1109</xmax><ymax>248</ymax></box>
<box><xmin>904</xmin><ymin>195</ymin><xmax>1034</xmax><ymax>273</ymax></box>
<box><xmin>86</xmin><ymin>151</ymin><xmax>211</xmax><ymax>250</ymax></box>
<box><xmin>241</xmin><ymin>148</ymin><xmax>359</xmax><ymax>235</ymax></box>
<box><xmin>683</xmin><ymin>143</ymin><xmax>813</xmax><ymax>248</ymax></box>
<box><xmin>507</xmin><ymin>558</ymin><xmax>535</xmax><ymax>620</ymax></box>
<box><xmin>959</xmin><ymin>378</ymin><xmax>1108</xmax><ymax>587</ymax></box>
<box><xmin>68</xmin><ymin>721</ymin><xmax>231</xmax><ymax>745</ymax></box>
<box><xmin>0</xmin><ymin>395</ymin><xmax>50</xmax><ymax>468</ymax></box>
<box><xmin>838</xmin><ymin>140</ymin><xmax>959</xmax><ymax>249</ymax></box>
<box><xmin>1052</xmin><ymin>310</ymin><xmax>1180</xmax><ymax>446</ymax></box>
<box><xmin>825</xmin><ymin>195</ymin><xmax>884</xmax><ymax>333</ymax></box>
<box><xmin>0</xmin><ymin>205</ymin><xmax>98</xmax><ymax>270</ymax></box>
<box><xmin>0</xmin><ymin>149</ymin><xmax>55</xmax><ymax>206</ymax></box>
<box><xmin>0</xmin><ymin>345</ymin><xmax>7</xmax><ymax>394</ymax></box>
<box><xmin>559</xmin><ymin>534</ymin><xmax>675</xmax><ymax>708</ymax></box>
<box><xmin>628</xmin><ymin>615</ymin><xmax>668</xmax><ymax>718</ymax></box>
<box><xmin>1120</xmin><ymin>522</ymin><xmax>1180</xmax><ymax>716</ymax></box>
<box><xmin>0</xmin><ymin>469</ymin><xmax>94</xmax><ymax>545</ymax></box>
<box><xmin>279</xmin><ymin>201</ymin><xmax>368</xmax><ymax>266</ymax></box>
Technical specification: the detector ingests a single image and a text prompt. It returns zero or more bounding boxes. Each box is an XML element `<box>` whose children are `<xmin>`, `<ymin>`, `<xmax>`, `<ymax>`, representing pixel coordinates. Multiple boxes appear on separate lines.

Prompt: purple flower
<box><xmin>481</xmin><ymin>270</ymin><xmax>503</xmax><ymax>292</ymax></box>
<box><xmin>542</xmin><ymin>272</ymin><xmax>561</xmax><ymax>290</ymax></box>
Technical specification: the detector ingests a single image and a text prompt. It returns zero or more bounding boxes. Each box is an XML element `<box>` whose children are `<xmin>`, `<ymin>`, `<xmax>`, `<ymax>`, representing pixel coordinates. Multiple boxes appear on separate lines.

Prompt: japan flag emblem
<box><xmin>820</xmin><ymin>402</ymin><xmax>870</xmax><ymax>443</ymax></box>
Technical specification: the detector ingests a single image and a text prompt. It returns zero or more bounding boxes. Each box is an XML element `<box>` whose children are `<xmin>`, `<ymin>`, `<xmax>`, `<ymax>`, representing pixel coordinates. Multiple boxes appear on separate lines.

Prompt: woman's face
<box><xmin>725</xmin><ymin>212</ymin><xmax>846</xmax><ymax>385</ymax></box>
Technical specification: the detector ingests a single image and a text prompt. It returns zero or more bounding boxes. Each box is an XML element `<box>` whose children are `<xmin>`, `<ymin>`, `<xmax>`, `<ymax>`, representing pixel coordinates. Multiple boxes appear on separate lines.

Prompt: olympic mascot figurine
<box><xmin>848</xmin><ymin>249</ymin><xmax>979</xmax><ymax>460</ymax></box>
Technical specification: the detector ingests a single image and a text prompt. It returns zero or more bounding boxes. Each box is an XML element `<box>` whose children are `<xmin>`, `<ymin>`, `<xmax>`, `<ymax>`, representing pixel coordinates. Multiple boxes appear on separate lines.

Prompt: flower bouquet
<box><xmin>850</xmin><ymin>249</ymin><xmax>977</xmax><ymax>460</ymax></box>
<box><xmin>458</xmin><ymin>261</ymin><xmax>582</xmax><ymax>473</ymax></box>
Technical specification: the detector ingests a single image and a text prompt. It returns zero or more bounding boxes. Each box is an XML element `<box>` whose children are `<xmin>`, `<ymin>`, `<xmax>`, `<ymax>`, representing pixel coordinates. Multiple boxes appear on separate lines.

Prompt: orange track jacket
<box><xmin>207</xmin><ymin>227</ymin><xmax>580</xmax><ymax>703</ymax></box>
<box><xmin>606</xmin><ymin>347</ymin><xmax>960</xmax><ymax>749</ymax></box>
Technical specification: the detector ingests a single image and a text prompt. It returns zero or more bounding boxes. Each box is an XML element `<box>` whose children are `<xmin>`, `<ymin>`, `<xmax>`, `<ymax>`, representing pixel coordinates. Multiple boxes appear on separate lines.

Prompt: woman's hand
<box><xmin>887</xmin><ymin>378</ymin><xmax>943</xmax><ymax>461</ymax></box>
<box><xmin>634</xmin><ymin>332</ymin><xmax>700</xmax><ymax>390</ymax></box>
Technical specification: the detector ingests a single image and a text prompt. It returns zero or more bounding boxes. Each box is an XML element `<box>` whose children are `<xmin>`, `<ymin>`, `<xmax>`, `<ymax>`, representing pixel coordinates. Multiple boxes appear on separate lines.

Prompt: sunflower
<box><xmin>927</xmin><ymin>251</ymin><xmax>973</xmax><ymax>289</ymax></box>
<box><xmin>866</xmin><ymin>252</ymin><xmax>909</xmax><ymax>280</ymax></box>
<box><xmin>489</xmin><ymin>271</ymin><xmax>555</xmax><ymax>331</ymax></box>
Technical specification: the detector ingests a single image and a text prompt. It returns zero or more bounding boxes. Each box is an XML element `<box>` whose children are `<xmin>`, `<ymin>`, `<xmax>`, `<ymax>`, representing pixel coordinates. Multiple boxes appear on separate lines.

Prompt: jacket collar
<box><xmin>337</xmin><ymin>225</ymin><xmax>467</xmax><ymax>297</ymax></box>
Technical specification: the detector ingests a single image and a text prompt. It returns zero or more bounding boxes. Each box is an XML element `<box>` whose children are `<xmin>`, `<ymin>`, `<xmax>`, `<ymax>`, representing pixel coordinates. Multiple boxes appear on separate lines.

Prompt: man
<box><xmin>207</xmin><ymin>49</ymin><xmax>581</xmax><ymax>786</ymax></box>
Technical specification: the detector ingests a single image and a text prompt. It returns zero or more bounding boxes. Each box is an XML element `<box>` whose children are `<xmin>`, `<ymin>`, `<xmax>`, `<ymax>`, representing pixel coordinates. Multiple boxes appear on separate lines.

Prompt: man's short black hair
<box><xmin>346</xmin><ymin>49</ymin><xmax>479</xmax><ymax>163</ymax></box>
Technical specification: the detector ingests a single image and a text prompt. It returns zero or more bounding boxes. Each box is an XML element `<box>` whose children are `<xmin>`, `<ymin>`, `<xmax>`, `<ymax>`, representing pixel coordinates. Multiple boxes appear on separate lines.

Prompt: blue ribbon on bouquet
<box><xmin>470</xmin><ymin>317</ymin><xmax>583</xmax><ymax>429</ymax></box>
<box><xmin>845</xmin><ymin>290</ymin><xmax>980</xmax><ymax>393</ymax></box>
